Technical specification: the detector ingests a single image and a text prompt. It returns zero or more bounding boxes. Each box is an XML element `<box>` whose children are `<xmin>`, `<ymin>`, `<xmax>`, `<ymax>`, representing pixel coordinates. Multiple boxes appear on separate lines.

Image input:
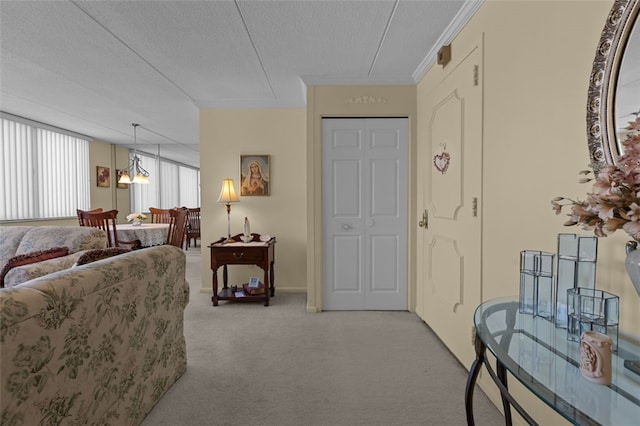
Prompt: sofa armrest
<box><xmin>0</xmin><ymin>247</ymin><xmax>71</xmax><ymax>288</ymax></box>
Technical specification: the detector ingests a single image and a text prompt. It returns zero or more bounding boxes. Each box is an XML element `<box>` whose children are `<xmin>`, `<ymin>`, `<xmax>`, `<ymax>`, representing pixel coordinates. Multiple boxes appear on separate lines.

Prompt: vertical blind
<box><xmin>130</xmin><ymin>152</ymin><xmax>200</xmax><ymax>212</ymax></box>
<box><xmin>1</xmin><ymin>116</ymin><xmax>90</xmax><ymax>220</ymax></box>
<box><xmin>160</xmin><ymin>161</ymin><xmax>179</xmax><ymax>208</ymax></box>
<box><xmin>179</xmin><ymin>167</ymin><xmax>200</xmax><ymax>208</ymax></box>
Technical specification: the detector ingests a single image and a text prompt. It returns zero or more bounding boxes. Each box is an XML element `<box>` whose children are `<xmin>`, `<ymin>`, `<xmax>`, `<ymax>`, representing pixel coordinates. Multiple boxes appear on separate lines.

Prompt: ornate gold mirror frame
<box><xmin>587</xmin><ymin>0</ymin><xmax>640</xmax><ymax>172</ymax></box>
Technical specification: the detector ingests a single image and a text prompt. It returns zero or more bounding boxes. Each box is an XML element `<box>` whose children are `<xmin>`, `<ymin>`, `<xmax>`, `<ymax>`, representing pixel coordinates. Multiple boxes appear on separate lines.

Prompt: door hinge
<box><xmin>473</xmin><ymin>65</ymin><xmax>479</xmax><ymax>86</ymax></box>
<box><xmin>472</xmin><ymin>197</ymin><xmax>478</xmax><ymax>217</ymax></box>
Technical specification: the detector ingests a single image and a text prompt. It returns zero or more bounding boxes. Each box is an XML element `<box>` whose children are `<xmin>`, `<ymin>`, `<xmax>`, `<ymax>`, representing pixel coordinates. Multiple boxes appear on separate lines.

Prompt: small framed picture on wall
<box><xmin>97</xmin><ymin>166</ymin><xmax>110</xmax><ymax>188</ymax></box>
<box><xmin>240</xmin><ymin>155</ymin><xmax>270</xmax><ymax>196</ymax></box>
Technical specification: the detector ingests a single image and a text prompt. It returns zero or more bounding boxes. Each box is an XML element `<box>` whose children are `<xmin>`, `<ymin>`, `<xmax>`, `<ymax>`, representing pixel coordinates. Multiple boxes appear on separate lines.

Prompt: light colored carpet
<box><xmin>142</xmin><ymin>248</ymin><xmax>503</xmax><ymax>426</ymax></box>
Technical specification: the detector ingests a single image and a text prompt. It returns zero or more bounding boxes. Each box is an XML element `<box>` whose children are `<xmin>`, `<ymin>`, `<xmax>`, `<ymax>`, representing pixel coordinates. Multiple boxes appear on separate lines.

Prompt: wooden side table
<box><xmin>209</xmin><ymin>233</ymin><xmax>275</xmax><ymax>306</ymax></box>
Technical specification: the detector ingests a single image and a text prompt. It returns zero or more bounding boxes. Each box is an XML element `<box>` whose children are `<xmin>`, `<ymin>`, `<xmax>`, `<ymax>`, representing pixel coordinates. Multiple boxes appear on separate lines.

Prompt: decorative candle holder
<box><xmin>555</xmin><ymin>234</ymin><xmax>597</xmax><ymax>328</ymax></box>
<box><xmin>580</xmin><ymin>331</ymin><xmax>613</xmax><ymax>385</ymax></box>
<box><xmin>567</xmin><ymin>287</ymin><xmax>619</xmax><ymax>351</ymax></box>
<box><xmin>519</xmin><ymin>250</ymin><xmax>555</xmax><ymax>320</ymax></box>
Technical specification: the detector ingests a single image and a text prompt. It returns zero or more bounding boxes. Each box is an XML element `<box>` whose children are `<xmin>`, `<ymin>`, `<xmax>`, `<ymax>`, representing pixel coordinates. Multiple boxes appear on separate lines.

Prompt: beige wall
<box><xmin>2</xmin><ymin>140</ymin><xmax>131</xmax><ymax>226</ymax></box>
<box><xmin>415</xmin><ymin>0</ymin><xmax>628</xmax><ymax>423</ymax></box>
<box><xmin>199</xmin><ymin>108</ymin><xmax>307</xmax><ymax>292</ymax></box>
<box><xmin>90</xmin><ymin>140</ymin><xmax>131</xmax><ymax>223</ymax></box>
<box><xmin>305</xmin><ymin>85</ymin><xmax>417</xmax><ymax>312</ymax></box>
<box><xmin>474</xmin><ymin>0</ymin><xmax>638</xmax><ymax>333</ymax></box>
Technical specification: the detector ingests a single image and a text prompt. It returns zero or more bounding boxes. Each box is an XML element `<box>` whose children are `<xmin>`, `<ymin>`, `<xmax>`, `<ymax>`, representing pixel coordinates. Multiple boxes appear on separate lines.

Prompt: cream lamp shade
<box><xmin>132</xmin><ymin>167</ymin><xmax>150</xmax><ymax>184</ymax></box>
<box><xmin>217</xmin><ymin>178</ymin><xmax>239</xmax><ymax>203</ymax></box>
<box><xmin>217</xmin><ymin>178</ymin><xmax>239</xmax><ymax>242</ymax></box>
<box><xmin>118</xmin><ymin>170</ymin><xmax>132</xmax><ymax>184</ymax></box>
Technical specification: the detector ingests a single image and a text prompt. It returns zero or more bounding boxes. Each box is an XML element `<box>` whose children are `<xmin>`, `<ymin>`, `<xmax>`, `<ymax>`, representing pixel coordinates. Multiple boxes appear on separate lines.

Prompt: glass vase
<box><xmin>624</xmin><ymin>241</ymin><xmax>640</xmax><ymax>297</ymax></box>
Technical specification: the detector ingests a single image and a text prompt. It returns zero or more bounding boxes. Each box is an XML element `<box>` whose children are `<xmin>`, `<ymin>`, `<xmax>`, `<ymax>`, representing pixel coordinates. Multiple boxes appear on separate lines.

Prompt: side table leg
<box><xmin>222</xmin><ymin>264</ymin><xmax>229</xmax><ymax>288</ymax></box>
<box><xmin>270</xmin><ymin>261</ymin><xmax>275</xmax><ymax>297</ymax></box>
<box><xmin>497</xmin><ymin>361</ymin><xmax>512</xmax><ymax>426</ymax></box>
<box><xmin>465</xmin><ymin>334</ymin><xmax>486</xmax><ymax>426</ymax></box>
<box><xmin>498</xmin><ymin>305</ymin><xmax>517</xmax><ymax>425</ymax></box>
<box><xmin>263</xmin><ymin>266</ymin><xmax>270</xmax><ymax>306</ymax></box>
<box><xmin>211</xmin><ymin>266</ymin><xmax>219</xmax><ymax>306</ymax></box>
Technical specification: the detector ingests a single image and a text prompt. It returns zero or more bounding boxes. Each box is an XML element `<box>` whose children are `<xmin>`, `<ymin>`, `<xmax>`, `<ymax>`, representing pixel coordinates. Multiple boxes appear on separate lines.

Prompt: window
<box><xmin>160</xmin><ymin>161</ymin><xmax>179</xmax><ymax>207</ymax></box>
<box><xmin>130</xmin><ymin>152</ymin><xmax>200</xmax><ymax>212</ymax></box>
<box><xmin>178</xmin><ymin>167</ymin><xmax>200</xmax><ymax>208</ymax></box>
<box><xmin>0</xmin><ymin>114</ymin><xmax>90</xmax><ymax>221</ymax></box>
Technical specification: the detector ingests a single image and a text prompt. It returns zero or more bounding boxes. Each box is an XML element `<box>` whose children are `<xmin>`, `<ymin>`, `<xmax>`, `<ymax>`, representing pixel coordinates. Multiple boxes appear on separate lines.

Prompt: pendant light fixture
<box><xmin>118</xmin><ymin>123</ymin><xmax>150</xmax><ymax>184</ymax></box>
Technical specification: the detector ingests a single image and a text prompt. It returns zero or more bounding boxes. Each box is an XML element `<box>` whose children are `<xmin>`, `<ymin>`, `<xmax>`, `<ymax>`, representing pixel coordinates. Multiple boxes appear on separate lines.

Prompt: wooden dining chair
<box><xmin>79</xmin><ymin>209</ymin><xmax>142</xmax><ymax>249</ymax></box>
<box><xmin>166</xmin><ymin>208</ymin><xmax>189</xmax><ymax>248</ymax></box>
<box><xmin>185</xmin><ymin>207</ymin><xmax>201</xmax><ymax>250</ymax></box>
<box><xmin>149</xmin><ymin>207</ymin><xmax>172</xmax><ymax>224</ymax></box>
<box><xmin>76</xmin><ymin>208</ymin><xmax>103</xmax><ymax>226</ymax></box>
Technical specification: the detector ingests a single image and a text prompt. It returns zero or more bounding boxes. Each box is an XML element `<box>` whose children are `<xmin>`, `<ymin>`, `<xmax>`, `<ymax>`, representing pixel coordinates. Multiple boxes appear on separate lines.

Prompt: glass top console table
<box><xmin>465</xmin><ymin>297</ymin><xmax>640</xmax><ymax>426</ymax></box>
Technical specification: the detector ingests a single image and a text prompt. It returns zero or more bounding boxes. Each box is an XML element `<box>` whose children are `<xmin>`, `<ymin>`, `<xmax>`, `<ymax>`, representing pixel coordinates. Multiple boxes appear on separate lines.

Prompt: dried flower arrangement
<box><xmin>552</xmin><ymin>117</ymin><xmax>640</xmax><ymax>240</ymax></box>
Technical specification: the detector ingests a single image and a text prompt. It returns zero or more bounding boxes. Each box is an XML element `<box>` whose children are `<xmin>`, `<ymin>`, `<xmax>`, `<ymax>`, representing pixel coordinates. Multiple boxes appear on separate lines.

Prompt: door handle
<box><xmin>418</xmin><ymin>210</ymin><xmax>428</xmax><ymax>229</ymax></box>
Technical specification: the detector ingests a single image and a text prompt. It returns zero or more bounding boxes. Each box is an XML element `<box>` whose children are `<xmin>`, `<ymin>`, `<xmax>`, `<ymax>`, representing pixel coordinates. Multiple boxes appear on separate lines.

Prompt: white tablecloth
<box><xmin>219</xmin><ymin>241</ymin><xmax>268</xmax><ymax>247</ymax></box>
<box><xmin>115</xmin><ymin>223</ymin><xmax>170</xmax><ymax>247</ymax></box>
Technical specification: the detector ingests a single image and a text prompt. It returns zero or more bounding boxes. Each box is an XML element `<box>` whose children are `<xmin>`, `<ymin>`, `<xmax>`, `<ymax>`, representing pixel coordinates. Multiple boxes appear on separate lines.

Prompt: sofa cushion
<box><xmin>73</xmin><ymin>247</ymin><xmax>131</xmax><ymax>266</ymax></box>
<box><xmin>0</xmin><ymin>226</ymin><xmax>32</xmax><ymax>270</ymax></box>
<box><xmin>0</xmin><ymin>247</ymin><xmax>69</xmax><ymax>288</ymax></box>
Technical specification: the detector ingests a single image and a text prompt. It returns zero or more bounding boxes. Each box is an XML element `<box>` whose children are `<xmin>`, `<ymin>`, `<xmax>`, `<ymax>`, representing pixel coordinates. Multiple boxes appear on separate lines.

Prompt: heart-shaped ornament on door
<box><xmin>433</xmin><ymin>152</ymin><xmax>451</xmax><ymax>174</ymax></box>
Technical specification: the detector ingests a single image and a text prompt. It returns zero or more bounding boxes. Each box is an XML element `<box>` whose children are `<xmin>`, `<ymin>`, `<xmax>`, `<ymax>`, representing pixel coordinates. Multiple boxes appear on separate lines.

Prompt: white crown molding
<box><xmin>411</xmin><ymin>0</ymin><xmax>484</xmax><ymax>82</ymax></box>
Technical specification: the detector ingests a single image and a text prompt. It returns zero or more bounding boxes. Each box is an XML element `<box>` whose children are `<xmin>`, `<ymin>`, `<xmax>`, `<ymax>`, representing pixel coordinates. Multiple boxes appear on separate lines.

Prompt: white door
<box><xmin>416</xmin><ymin>43</ymin><xmax>483</xmax><ymax>366</ymax></box>
<box><xmin>322</xmin><ymin>118</ymin><xmax>408</xmax><ymax>310</ymax></box>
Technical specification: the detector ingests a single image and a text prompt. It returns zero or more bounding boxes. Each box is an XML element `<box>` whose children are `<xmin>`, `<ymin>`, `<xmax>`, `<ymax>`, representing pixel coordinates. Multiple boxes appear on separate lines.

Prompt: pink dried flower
<box><xmin>627</xmin><ymin>203</ymin><xmax>640</xmax><ymax>222</ymax></box>
<box><xmin>553</xmin><ymin>133</ymin><xmax>640</xmax><ymax>241</ymax></box>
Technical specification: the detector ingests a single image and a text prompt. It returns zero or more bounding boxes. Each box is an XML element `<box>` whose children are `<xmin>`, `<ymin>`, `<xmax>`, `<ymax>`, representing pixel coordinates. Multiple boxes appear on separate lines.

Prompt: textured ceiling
<box><xmin>0</xmin><ymin>0</ymin><xmax>482</xmax><ymax>168</ymax></box>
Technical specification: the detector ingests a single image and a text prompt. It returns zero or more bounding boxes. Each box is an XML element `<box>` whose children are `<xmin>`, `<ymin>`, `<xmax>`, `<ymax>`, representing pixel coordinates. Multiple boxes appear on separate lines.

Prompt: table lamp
<box><xmin>217</xmin><ymin>178</ymin><xmax>239</xmax><ymax>243</ymax></box>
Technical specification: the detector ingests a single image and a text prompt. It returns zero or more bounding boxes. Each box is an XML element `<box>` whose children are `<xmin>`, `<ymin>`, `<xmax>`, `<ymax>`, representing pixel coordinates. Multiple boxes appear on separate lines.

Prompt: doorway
<box><xmin>322</xmin><ymin>118</ymin><xmax>408</xmax><ymax>310</ymax></box>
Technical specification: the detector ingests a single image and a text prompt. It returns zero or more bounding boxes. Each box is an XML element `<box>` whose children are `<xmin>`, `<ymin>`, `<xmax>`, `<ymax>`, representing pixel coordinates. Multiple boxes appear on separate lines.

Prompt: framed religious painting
<box><xmin>96</xmin><ymin>166</ymin><xmax>110</xmax><ymax>188</ymax></box>
<box><xmin>240</xmin><ymin>155</ymin><xmax>270</xmax><ymax>196</ymax></box>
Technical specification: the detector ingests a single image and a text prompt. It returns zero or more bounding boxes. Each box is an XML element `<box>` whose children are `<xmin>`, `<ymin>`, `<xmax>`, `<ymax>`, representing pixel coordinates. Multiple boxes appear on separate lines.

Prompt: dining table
<box><xmin>115</xmin><ymin>223</ymin><xmax>170</xmax><ymax>247</ymax></box>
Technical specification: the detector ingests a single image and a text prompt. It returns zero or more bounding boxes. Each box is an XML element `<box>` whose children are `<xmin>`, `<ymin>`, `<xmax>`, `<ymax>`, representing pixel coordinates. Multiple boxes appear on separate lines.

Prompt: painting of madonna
<box><xmin>240</xmin><ymin>155</ymin><xmax>270</xmax><ymax>196</ymax></box>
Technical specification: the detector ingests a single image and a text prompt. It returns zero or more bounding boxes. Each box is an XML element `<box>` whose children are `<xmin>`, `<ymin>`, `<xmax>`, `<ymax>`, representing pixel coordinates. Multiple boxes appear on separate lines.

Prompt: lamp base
<box><xmin>225</xmin><ymin>237</ymin><xmax>235</xmax><ymax>243</ymax></box>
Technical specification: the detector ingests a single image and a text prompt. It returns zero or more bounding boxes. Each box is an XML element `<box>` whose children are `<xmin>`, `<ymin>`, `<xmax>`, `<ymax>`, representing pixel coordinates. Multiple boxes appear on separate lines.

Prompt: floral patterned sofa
<box><xmin>0</xmin><ymin>244</ymin><xmax>189</xmax><ymax>425</ymax></box>
<box><xmin>0</xmin><ymin>226</ymin><xmax>108</xmax><ymax>288</ymax></box>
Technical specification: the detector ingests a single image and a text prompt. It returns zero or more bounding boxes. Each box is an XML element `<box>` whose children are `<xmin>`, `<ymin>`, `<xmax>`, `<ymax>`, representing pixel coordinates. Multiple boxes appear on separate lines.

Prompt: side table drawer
<box><xmin>213</xmin><ymin>249</ymin><xmax>264</xmax><ymax>264</ymax></box>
